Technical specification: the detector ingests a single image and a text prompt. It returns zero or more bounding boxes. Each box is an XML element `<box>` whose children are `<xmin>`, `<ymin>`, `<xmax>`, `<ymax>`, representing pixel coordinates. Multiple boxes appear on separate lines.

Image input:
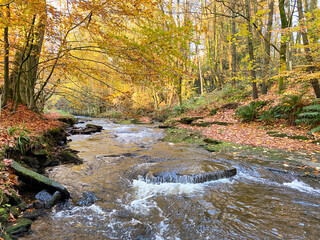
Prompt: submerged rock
<box><xmin>77</xmin><ymin>192</ymin><xmax>97</xmax><ymax>206</ymax></box>
<box><xmin>142</xmin><ymin>168</ymin><xmax>237</xmax><ymax>184</ymax></box>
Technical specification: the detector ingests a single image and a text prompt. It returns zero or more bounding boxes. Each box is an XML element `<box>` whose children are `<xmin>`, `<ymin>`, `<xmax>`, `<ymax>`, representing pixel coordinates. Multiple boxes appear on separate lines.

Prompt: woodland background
<box><xmin>0</xmin><ymin>0</ymin><xmax>319</xmax><ymax>118</ymax></box>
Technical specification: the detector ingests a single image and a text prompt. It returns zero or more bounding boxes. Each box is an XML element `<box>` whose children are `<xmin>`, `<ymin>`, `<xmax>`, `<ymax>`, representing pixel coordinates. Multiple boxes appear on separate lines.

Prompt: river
<box><xmin>22</xmin><ymin>118</ymin><xmax>320</xmax><ymax>239</ymax></box>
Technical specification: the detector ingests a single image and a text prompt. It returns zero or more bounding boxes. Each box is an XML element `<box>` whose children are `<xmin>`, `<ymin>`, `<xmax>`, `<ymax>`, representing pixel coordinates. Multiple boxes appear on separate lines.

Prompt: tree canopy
<box><xmin>0</xmin><ymin>0</ymin><xmax>319</xmax><ymax>115</ymax></box>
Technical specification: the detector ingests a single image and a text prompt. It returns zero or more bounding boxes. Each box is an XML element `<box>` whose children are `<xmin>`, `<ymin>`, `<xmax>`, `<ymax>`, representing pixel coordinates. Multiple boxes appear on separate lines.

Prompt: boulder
<box><xmin>10</xmin><ymin>161</ymin><xmax>70</xmax><ymax>199</ymax></box>
<box><xmin>35</xmin><ymin>190</ymin><xmax>52</xmax><ymax>202</ymax></box>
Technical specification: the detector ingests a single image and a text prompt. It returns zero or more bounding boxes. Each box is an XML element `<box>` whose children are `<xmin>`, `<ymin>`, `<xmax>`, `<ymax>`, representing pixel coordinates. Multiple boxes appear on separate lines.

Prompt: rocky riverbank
<box><xmin>0</xmin><ymin>106</ymin><xmax>82</xmax><ymax>239</ymax></box>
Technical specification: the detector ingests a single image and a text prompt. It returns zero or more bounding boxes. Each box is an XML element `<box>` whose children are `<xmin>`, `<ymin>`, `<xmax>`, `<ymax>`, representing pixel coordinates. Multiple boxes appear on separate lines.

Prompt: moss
<box><xmin>288</xmin><ymin>135</ymin><xmax>309</xmax><ymax>141</ymax></box>
<box><xmin>9</xmin><ymin>207</ymin><xmax>19</xmax><ymax>218</ymax></box>
<box><xmin>11</xmin><ymin>161</ymin><xmax>70</xmax><ymax>199</ymax></box>
<box><xmin>17</xmin><ymin>202</ymin><xmax>27</xmax><ymax>212</ymax></box>
<box><xmin>190</xmin><ymin>122</ymin><xmax>212</xmax><ymax>127</ymax></box>
<box><xmin>211</xmin><ymin>121</ymin><xmax>234</xmax><ymax>126</ymax></box>
<box><xmin>0</xmin><ymin>208</ymin><xmax>6</xmax><ymax>215</ymax></box>
<box><xmin>266</xmin><ymin>131</ymin><xmax>279</xmax><ymax>135</ymax></box>
<box><xmin>163</xmin><ymin>128</ymin><xmax>204</xmax><ymax>144</ymax></box>
<box><xmin>0</xmin><ymin>214</ymin><xmax>9</xmax><ymax>223</ymax></box>
<box><xmin>272</xmin><ymin>133</ymin><xmax>288</xmax><ymax>138</ymax></box>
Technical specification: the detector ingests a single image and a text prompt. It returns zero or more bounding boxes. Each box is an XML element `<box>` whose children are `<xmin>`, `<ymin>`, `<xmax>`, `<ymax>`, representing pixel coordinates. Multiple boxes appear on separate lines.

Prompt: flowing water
<box><xmin>22</xmin><ymin>118</ymin><xmax>320</xmax><ymax>240</ymax></box>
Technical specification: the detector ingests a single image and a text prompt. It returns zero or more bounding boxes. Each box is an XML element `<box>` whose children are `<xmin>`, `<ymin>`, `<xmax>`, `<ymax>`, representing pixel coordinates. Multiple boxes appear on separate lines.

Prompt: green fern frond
<box><xmin>309</xmin><ymin>125</ymin><xmax>320</xmax><ymax>133</ymax></box>
<box><xmin>303</xmin><ymin>104</ymin><xmax>320</xmax><ymax>111</ymax></box>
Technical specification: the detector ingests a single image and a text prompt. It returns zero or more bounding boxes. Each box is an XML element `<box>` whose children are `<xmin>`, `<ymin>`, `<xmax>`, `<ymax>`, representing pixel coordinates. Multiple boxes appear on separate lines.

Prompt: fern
<box><xmin>235</xmin><ymin>101</ymin><xmax>268</xmax><ymax>122</ymax></box>
<box><xmin>296</xmin><ymin>104</ymin><xmax>320</xmax><ymax>133</ymax></box>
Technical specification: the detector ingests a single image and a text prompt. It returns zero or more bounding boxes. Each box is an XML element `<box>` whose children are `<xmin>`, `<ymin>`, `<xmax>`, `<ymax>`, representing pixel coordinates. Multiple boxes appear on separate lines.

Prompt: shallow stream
<box><xmin>22</xmin><ymin>118</ymin><xmax>320</xmax><ymax>239</ymax></box>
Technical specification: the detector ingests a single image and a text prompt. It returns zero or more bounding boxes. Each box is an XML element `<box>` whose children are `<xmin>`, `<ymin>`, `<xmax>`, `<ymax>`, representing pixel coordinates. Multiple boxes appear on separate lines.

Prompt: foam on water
<box><xmin>283</xmin><ymin>179</ymin><xmax>320</xmax><ymax>195</ymax></box>
<box><xmin>237</xmin><ymin>171</ymin><xmax>320</xmax><ymax>195</ymax></box>
<box><xmin>53</xmin><ymin>204</ymin><xmax>106</xmax><ymax>223</ymax></box>
<box><xmin>115</xmin><ymin>127</ymin><xmax>161</xmax><ymax>144</ymax></box>
<box><xmin>132</xmin><ymin>179</ymin><xmax>205</xmax><ymax>197</ymax></box>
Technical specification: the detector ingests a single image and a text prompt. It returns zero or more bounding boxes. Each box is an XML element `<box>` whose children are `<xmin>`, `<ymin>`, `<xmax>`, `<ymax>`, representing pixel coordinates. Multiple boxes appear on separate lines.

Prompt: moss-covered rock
<box><xmin>60</xmin><ymin>149</ymin><xmax>83</xmax><ymax>164</ymax></box>
<box><xmin>203</xmin><ymin>139</ymin><xmax>222</xmax><ymax>144</ymax></box>
<box><xmin>179</xmin><ymin>117</ymin><xmax>203</xmax><ymax>124</ymax></box>
<box><xmin>190</xmin><ymin>122</ymin><xmax>213</xmax><ymax>127</ymax></box>
<box><xmin>57</xmin><ymin>116</ymin><xmax>77</xmax><ymax>126</ymax></box>
<box><xmin>0</xmin><ymin>233</ymin><xmax>13</xmax><ymax>240</ymax></box>
<box><xmin>10</xmin><ymin>161</ymin><xmax>70</xmax><ymax>199</ymax></box>
<box><xmin>6</xmin><ymin>218</ymin><xmax>32</xmax><ymax>236</ymax></box>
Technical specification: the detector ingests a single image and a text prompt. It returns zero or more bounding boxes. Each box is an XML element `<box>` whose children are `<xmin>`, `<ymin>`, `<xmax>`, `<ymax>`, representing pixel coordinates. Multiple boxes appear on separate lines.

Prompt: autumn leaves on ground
<box><xmin>0</xmin><ymin>104</ymin><xmax>63</xmax><ymax>149</ymax></box>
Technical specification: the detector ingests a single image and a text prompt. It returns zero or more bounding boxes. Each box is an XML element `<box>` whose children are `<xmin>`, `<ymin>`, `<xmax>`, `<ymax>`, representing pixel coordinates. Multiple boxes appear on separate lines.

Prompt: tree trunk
<box><xmin>278</xmin><ymin>0</ymin><xmax>289</xmax><ymax>92</ymax></box>
<box><xmin>231</xmin><ymin>2</ymin><xmax>237</xmax><ymax>85</ymax></box>
<box><xmin>297</xmin><ymin>0</ymin><xmax>320</xmax><ymax>98</ymax></box>
<box><xmin>2</xmin><ymin>5</ymin><xmax>10</xmax><ymax>107</ymax></box>
<box><xmin>245</xmin><ymin>0</ymin><xmax>258</xmax><ymax>99</ymax></box>
<box><xmin>261</xmin><ymin>0</ymin><xmax>274</xmax><ymax>94</ymax></box>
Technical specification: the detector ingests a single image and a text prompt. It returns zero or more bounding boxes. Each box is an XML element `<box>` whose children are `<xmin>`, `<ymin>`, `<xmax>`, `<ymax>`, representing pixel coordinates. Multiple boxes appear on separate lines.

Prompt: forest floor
<box><xmin>166</xmin><ymin>91</ymin><xmax>320</xmax><ymax>177</ymax></box>
<box><xmin>0</xmin><ymin>104</ymin><xmax>63</xmax><ymax>150</ymax></box>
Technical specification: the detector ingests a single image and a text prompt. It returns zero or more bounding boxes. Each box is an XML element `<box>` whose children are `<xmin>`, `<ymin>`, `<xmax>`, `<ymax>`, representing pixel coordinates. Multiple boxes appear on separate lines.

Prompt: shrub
<box><xmin>173</xmin><ymin>104</ymin><xmax>187</xmax><ymax>116</ymax></box>
<box><xmin>235</xmin><ymin>101</ymin><xmax>268</xmax><ymax>122</ymax></box>
<box><xmin>7</xmin><ymin>126</ymin><xmax>30</xmax><ymax>154</ymax></box>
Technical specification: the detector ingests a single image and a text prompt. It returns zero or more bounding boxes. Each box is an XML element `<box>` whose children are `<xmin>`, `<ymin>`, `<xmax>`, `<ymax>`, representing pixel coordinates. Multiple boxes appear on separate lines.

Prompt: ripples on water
<box><xmin>22</xmin><ymin>119</ymin><xmax>320</xmax><ymax>240</ymax></box>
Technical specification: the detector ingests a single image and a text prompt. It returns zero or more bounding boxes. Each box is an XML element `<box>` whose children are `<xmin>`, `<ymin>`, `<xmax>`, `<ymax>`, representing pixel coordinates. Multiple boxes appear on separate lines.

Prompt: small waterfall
<box><xmin>142</xmin><ymin>168</ymin><xmax>237</xmax><ymax>184</ymax></box>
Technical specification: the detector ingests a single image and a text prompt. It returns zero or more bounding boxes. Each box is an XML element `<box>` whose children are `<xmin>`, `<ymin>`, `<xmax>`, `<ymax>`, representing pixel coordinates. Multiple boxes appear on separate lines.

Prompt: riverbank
<box><xmin>0</xmin><ymin>105</ymin><xmax>75</xmax><ymax>239</ymax></box>
<box><xmin>162</xmin><ymin>113</ymin><xmax>320</xmax><ymax>178</ymax></box>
